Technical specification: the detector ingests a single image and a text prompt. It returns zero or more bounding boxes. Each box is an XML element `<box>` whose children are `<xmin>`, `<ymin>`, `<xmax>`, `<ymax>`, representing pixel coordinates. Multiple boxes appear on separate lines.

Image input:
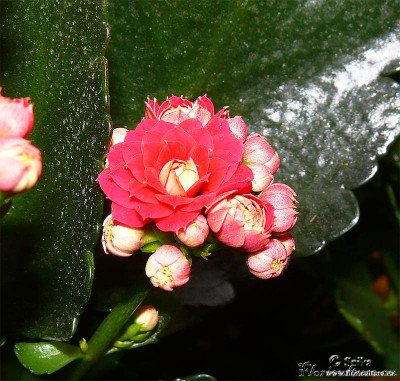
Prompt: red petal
<box><xmin>97</xmin><ymin>168</ymin><xmax>113</xmax><ymax>194</ymax></box>
<box><xmin>126</xmin><ymin>154</ymin><xmax>146</xmax><ymax>182</ymax></box>
<box><xmin>132</xmin><ymin>200</ymin><xmax>173</xmax><ymax>219</ymax></box>
<box><xmin>185</xmin><ymin>174</ymin><xmax>210</xmax><ymax>198</ymax></box>
<box><xmin>129</xmin><ymin>178</ymin><xmax>159</xmax><ymax>203</ymax></box>
<box><xmin>155</xmin><ymin>210</ymin><xmax>200</xmax><ymax>232</ymax></box>
<box><xmin>142</xmin><ymin>142</ymin><xmax>164</xmax><ymax>168</ymax></box>
<box><xmin>212</xmin><ymin>134</ymin><xmax>243</xmax><ymax>160</ymax></box>
<box><xmin>107</xmin><ymin>144</ymin><xmax>125</xmax><ymax>169</ymax></box>
<box><xmin>144</xmin><ymin>167</ymin><xmax>167</xmax><ymax>193</ymax></box>
<box><xmin>111</xmin><ymin>164</ymin><xmax>132</xmax><ymax>191</ymax></box>
<box><xmin>189</xmin><ymin>128</ymin><xmax>213</xmax><ymax>148</ymax></box>
<box><xmin>107</xmin><ymin>183</ymin><xmax>137</xmax><ymax>208</ymax></box>
<box><xmin>122</xmin><ymin>141</ymin><xmax>141</xmax><ymax>164</ymax></box>
<box><xmin>180</xmin><ymin>193</ymin><xmax>216</xmax><ymax>212</ymax></box>
<box><xmin>155</xmin><ymin>194</ymin><xmax>193</xmax><ymax>207</ymax></box>
<box><xmin>178</xmin><ymin>118</ymin><xmax>203</xmax><ymax>132</ymax></box>
<box><xmin>201</xmin><ymin>157</ymin><xmax>228</xmax><ymax>193</ymax></box>
<box><xmin>218</xmin><ymin>163</ymin><xmax>253</xmax><ymax>194</ymax></box>
<box><xmin>162</xmin><ymin>126</ymin><xmax>197</xmax><ymax>154</ymax></box>
<box><xmin>134</xmin><ymin>119</ymin><xmax>158</xmax><ymax>133</ymax></box>
<box><xmin>189</xmin><ymin>145</ymin><xmax>210</xmax><ymax>177</ymax></box>
<box><xmin>112</xmin><ymin>202</ymin><xmax>148</xmax><ymax>228</ymax></box>
<box><xmin>206</xmin><ymin>116</ymin><xmax>231</xmax><ymax>135</ymax></box>
<box><xmin>197</xmin><ymin>95</ymin><xmax>214</xmax><ymax>115</ymax></box>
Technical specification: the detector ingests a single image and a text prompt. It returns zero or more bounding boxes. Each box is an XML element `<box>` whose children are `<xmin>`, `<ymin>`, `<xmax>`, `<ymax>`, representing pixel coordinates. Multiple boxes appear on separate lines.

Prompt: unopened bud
<box><xmin>247</xmin><ymin>239</ymin><xmax>290</xmax><ymax>279</ymax></box>
<box><xmin>227</xmin><ymin>116</ymin><xmax>247</xmax><ymax>142</ymax></box>
<box><xmin>175</xmin><ymin>214</ymin><xmax>209</xmax><ymax>248</ymax></box>
<box><xmin>0</xmin><ymin>89</ymin><xmax>34</xmax><ymax>138</ymax></box>
<box><xmin>110</xmin><ymin>128</ymin><xmax>128</xmax><ymax>146</ymax></box>
<box><xmin>134</xmin><ymin>305</ymin><xmax>159</xmax><ymax>332</ymax></box>
<box><xmin>247</xmin><ymin>163</ymin><xmax>274</xmax><ymax>192</ymax></box>
<box><xmin>145</xmin><ymin>245</ymin><xmax>191</xmax><ymax>291</ymax></box>
<box><xmin>243</xmin><ymin>133</ymin><xmax>280</xmax><ymax>174</ymax></box>
<box><xmin>0</xmin><ymin>137</ymin><xmax>42</xmax><ymax>195</ymax></box>
<box><xmin>102</xmin><ymin>214</ymin><xmax>145</xmax><ymax>256</ymax></box>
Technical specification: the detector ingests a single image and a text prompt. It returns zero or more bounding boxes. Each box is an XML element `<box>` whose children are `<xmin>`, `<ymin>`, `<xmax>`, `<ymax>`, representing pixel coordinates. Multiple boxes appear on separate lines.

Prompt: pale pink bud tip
<box><xmin>0</xmin><ymin>89</ymin><xmax>34</xmax><ymax>139</ymax></box>
<box><xmin>134</xmin><ymin>305</ymin><xmax>159</xmax><ymax>332</ymax></box>
<box><xmin>175</xmin><ymin>214</ymin><xmax>209</xmax><ymax>248</ymax></box>
<box><xmin>227</xmin><ymin>116</ymin><xmax>247</xmax><ymax>142</ymax></box>
<box><xmin>0</xmin><ymin>137</ymin><xmax>42</xmax><ymax>195</ymax></box>
<box><xmin>110</xmin><ymin>128</ymin><xmax>128</xmax><ymax>146</ymax></box>
<box><xmin>102</xmin><ymin>214</ymin><xmax>145</xmax><ymax>257</ymax></box>
<box><xmin>247</xmin><ymin>239</ymin><xmax>290</xmax><ymax>279</ymax></box>
<box><xmin>243</xmin><ymin>133</ymin><xmax>280</xmax><ymax>174</ymax></box>
<box><xmin>259</xmin><ymin>183</ymin><xmax>298</xmax><ymax>233</ymax></box>
<box><xmin>145</xmin><ymin>245</ymin><xmax>191</xmax><ymax>291</ymax></box>
<box><xmin>274</xmin><ymin>232</ymin><xmax>295</xmax><ymax>256</ymax></box>
<box><xmin>247</xmin><ymin>163</ymin><xmax>274</xmax><ymax>193</ymax></box>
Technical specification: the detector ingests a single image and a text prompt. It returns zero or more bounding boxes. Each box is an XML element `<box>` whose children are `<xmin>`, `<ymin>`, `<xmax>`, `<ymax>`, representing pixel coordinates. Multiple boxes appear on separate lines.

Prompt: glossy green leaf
<box><xmin>0</xmin><ymin>1</ymin><xmax>110</xmax><ymax>339</ymax></box>
<box><xmin>174</xmin><ymin>375</ymin><xmax>217</xmax><ymax>381</ymax></box>
<box><xmin>107</xmin><ymin>0</ymin><xmax>400</xmax><ymax>256</ymax></box>
<box><xmin>14</xmin><ymin>342</ymin><xmax>83</xmax><ymax>375</ymax></box>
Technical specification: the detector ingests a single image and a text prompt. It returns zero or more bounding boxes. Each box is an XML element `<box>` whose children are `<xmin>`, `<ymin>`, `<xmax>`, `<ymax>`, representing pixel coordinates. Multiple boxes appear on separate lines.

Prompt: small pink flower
<box><xmin>175</xmin><ymin>214</ymin><xmax>209</xmax><ymax>247</ymax></box>
<box><xmin>145</xmin><ymin>245</ymin><xmax>191</xmax><ymax>291</ymax></box>
<box><xmin>0</xmin><ymin>137</ymin><xmax>42</xmax><ymax>195</ymax></box>
<box><xmin>226</xmin><ymin>116</ymin><xmax>247</xmax><ymax>142</ymax></box>
<box><xmin>247</xmin><ymin>163</ymin><xmax>274</xmax><ymax>193</ymax></box>
<box><xmin>0</xmin><ymin>88</ymin><xmax>34</xmax><ymax>139</ymax></box>
<box><xmin>247</xmin><ymin>239</ymin><xmax>290</xmax><ymax>279</ymax></box>
<box><xmin>259</xmin><ymin>183</ymin><xmax>298</xmax><ymax>233</ymax></box>
<box><xmin>134</xmin><ymin>305</ymin><xmax>159</xmax><ymax>332</ymax></box>
<box><xmin>206</xmin><ymin>193</ymin><xmax>274</xmax><ymax>252</ymax></box>
<box><xmin>243</xmin><ymin>133</ymin><xmax>280</xmax><ymax>175</ymax></box>
<box><xmin>146</xmin><ymin>95</ymin><xmax>214</xmax><ymax>126</ymax></box>
<box><xmin>110</xmin><ymin>128</ymin><xmax>128</xmax><ymax>146</ymax></box>
<box><xmin>102</xmin><ymin>214</ymin><xmax>145</xmax><ymax>257</ymax></box>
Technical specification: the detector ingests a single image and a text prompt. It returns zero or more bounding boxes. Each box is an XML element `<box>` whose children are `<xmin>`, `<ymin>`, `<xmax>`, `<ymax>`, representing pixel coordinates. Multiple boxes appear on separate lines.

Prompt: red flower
<box><xmin>98</xmin><ymin>97</ymin><xmax>253</xmax><ymax>232</ymax></box>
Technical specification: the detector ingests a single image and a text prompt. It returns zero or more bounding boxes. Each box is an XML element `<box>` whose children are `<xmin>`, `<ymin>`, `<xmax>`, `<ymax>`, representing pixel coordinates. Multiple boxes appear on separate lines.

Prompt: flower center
<box><xmin>159</xmin><ymin>158</ymin><xmax>199</xmax><ymax>196</ymax></box>
<box><xmin>271</xmin><ymin>258</ymin><xmax>285</xmax><ymax>272</ymax></box>
<box><xmin>156</xmin><ymin>266</ymin><xmax>173</xmax><ymax>286</ymax></box>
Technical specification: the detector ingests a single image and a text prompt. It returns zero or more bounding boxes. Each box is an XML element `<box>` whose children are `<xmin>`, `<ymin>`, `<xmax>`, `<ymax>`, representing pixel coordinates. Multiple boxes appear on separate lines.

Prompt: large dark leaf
<box><xmin>107</xmin><ymin>0</ymin><xmax>400</xmax><ymax>256</ymax></box>
<box><xmin>0</xmin><ymin>1</ymin><xmax>110</xmax><ymax>340</ymax></box>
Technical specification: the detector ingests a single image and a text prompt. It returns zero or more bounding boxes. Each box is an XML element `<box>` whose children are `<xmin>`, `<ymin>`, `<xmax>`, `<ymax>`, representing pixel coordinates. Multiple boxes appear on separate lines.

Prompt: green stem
<box><xmin>70</xmin><ymin>276</ymin><xmax>151</xmax><ymax>380</ymax></box>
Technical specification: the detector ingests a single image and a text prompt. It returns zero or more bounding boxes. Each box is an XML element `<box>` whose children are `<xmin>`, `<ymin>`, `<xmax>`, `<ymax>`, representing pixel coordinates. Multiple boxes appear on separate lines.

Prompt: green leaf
<box><xmin>14</xmin><ymin>342</ymin><xmax>84</xmax><ymax>375</ymax></box>
<box><xmin>174</xmin><ymin>375</ymin><xmax>217</xmax><ymax>381</ymax></box>
<box><xmin>0</xmin><ymin>1</ymin><xmax>110</xmax><ymax>339</ymax></box>
<box><xmin>140</xmin><ymin>241</ymin><xmax>162</xmax><ymax>253</ymax></box>
<box><xmin>106</xmin><ymin>0</ymin><xmax>400</xmax><ymax>256</ymax></box>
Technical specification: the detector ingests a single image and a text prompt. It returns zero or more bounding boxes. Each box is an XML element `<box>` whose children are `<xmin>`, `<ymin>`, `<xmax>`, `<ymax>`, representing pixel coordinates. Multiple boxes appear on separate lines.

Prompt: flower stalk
<box><xmin>70</xmin><ymin>276</ymin><xmax>152</xmax><ymax>380</ymax></box>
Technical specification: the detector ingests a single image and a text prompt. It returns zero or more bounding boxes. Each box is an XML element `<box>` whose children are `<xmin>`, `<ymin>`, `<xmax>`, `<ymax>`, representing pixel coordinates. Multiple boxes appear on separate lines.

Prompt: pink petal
<box><xmin>126</xmin><ymin>154</ymin><xmax>146</xmax><ymax>182</ymax></box>
<box><xmin>142</xmin><ymin>142</ymin><xmax>164</xmax><ymax>168</ymax></box>
<box><xmin>189</xmin><ymin>128</ymin><xmax>213</xmax><ymax>149</ymax></box>
<box><xmin>197</xmin><ymin>95</ymin><xmax>214</xmax><ymax>115</ymax></box>
<box><xmin>122</xmin><ymin>141</ymin><xmax>141</xmax><ymax>164</ymax></box>
<box><xmin>133</xmin><ymin>119</ymin><xmax>158</xmax><ymax>133</ymax></box>
<box><xmin>178</xmin><ymin>118</ymin><xmax>203</xmax><ymax>133</ymax></box>
<box><xmin>131</xmin><ymin>200</ymin><xmax>173</xmax><ymax>219</ymax></box>
<box><xmin>216</xmin><ymin>215</ymin><xmax>245</xmax><ymax>248</ymax></box>
<box><xmin>162</xmin><ymin>126</ymin><xmax>197</xmax><ymax>154</ymax></box>
<box><xmin>129</xmin><ymin>179</ymin><xmax>159</xmax><ymax>203</ymax></box>
<box><xmin>206</xmin><ymin>116</ymin><xmax>231</xmax><ymax>135</ymax></box>
<box><xmin>180</xmin><ymin>193</ymin><xmax>217</xmax><ymax>212</ymax></box>
<box><xmin>107</xmin><ymin>144</ymin><xmax>125</xmax><ymax>169</ymax></box>
<box><xmin>97</xmin><ymin>168</ymin><xmax>113</xmax><ymax>194</ymax></box>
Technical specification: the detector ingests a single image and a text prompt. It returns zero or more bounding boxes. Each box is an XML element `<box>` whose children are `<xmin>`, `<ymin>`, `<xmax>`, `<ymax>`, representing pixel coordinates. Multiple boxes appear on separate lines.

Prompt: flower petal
<box><xmin>155</xmin><ymin>210</ymin><xmax>200</xmax><ymax>232</ymax></box>
<box><xmin>112</xmin><ymin>202</ymin><xmax>149</xmax><ymax>227</ymax></box>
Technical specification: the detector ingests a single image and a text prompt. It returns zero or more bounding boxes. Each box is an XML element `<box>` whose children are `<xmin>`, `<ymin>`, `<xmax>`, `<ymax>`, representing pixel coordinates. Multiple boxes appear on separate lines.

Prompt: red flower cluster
<box><xmin>99</xmin><ymin>95</ymin><xmax>298</xmax><ymax>289</ymax></box>
<box><xmin>98</xmin><ymin>95</ymin><xmax>253</xmax><ymax>232</ymax></box>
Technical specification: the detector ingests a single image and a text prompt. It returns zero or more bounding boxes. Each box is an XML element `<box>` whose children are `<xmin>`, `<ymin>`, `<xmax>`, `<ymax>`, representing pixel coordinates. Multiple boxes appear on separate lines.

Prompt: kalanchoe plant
<box><xmin>98</xmin><ymin>95</ymin><xmax>298</xmax><ymax>286</ymax></box>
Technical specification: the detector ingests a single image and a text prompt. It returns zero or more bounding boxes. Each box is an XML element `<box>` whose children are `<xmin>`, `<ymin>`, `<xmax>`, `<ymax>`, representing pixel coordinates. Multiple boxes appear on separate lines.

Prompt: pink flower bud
<box><xmin>259</xmin><ymin>183</ymin><xmax>298</xmax><ymax>233</ymax></box>
<box><xmin>247</xmin><ymin>163</ymin><xmax>274</xmax><ymax>193</ymax></box>
<box><xmin>247</xmin><ymin>239</ymin><xmax>290</xmax><ymax>279</ymax></box>
<box><xmin>102</xmin><ymin>214</ymin><xmax>145</xmax><ymax>256</ymax></box>
<box><xmin>110</xmin><ymin>128</ymin><xmax>128</xmax><ymax>146</ymax></box>
<box><xmin>0</xmin><ymin>137</ymin><xmax>42</xmax><ymax>195</ymax></box>
<box><xmin>0</xmin><ymin>89</ymin><xmax>34</xmax><ymax>139</ymax></box>
<box><xmin>206</xmin><ymin>193</ymin><xmax>274</xmax><ymax>252</ymax></box>
<box><xmin>145</xmin><ymin>245</ymin><xmax>191</xmax><ymax>291</ymax></box>
<box><xmin>275</xmin><ymin>232</ymin><xmax>295</xmax><ymax>256</ymax></box>
<box><xmin>243</xmin><ymin>133</ymin><xmax>280</xmax><ymax>174</ymax></box>
<box><xmin>227</xmin><ymin>116</ymin><xmax>247</xmax><ymax>142</ymax></box>
<box><xmin>134</xmin><ymin>305</ymin><xmax>159</xmax><ymax>332</ymax></box>
<box><xmin>175</xmin><ymin>214</ymin><xmax>209</xmax><ymax>247</ymax></box>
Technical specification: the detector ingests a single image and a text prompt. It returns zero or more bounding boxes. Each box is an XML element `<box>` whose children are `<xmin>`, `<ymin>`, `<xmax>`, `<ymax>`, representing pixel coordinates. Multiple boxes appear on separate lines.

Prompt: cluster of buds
<box><xmin>0</xmin><ymin>88</ymin><xmax>42</xmax><ymax>198</ymax></box>
<box><xmin>100</xmin><ymin>95</ymin><xmax>298</xmax><ymax>291</ymax></box>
